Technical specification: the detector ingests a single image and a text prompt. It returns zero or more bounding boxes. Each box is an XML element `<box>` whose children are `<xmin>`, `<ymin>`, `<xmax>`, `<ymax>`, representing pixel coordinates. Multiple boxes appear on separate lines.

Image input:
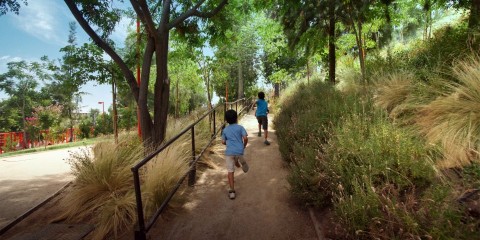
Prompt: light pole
<box><xmin>98</xmin><ymin>101</ymin><xmax>105</xmax><ymax>134</ymax></box>
<box><xmin>98</xmin><ymin>101</ymin><xmax>105</xmax><ymax>115</ymax></box>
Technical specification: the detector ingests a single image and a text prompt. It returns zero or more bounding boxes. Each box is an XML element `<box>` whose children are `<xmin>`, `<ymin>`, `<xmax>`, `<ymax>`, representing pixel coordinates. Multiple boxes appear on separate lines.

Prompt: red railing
<box><xmin>0</xmin><ymin>129</ymin><xmax>78</xmax><ymax>154</ymax></box>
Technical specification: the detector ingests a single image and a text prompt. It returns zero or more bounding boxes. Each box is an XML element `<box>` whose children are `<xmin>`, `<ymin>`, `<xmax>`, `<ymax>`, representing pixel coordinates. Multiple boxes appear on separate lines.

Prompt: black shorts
<box><xmin>256</xmin><ymin>116</ymin><xmax>268</xmax><ymax>130</ymax></box>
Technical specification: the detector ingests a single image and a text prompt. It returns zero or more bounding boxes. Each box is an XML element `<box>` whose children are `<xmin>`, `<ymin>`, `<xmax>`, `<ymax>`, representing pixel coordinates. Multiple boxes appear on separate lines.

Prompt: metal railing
<box><xmin>132</xmin><ymin>98</ymin><xmax>253</xmax><ymax>240</ymax></box>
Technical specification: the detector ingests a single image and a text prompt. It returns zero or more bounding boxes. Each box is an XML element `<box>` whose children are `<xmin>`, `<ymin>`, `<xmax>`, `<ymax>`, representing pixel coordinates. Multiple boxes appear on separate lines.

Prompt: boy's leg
<box><xmin>257</xmin><ymin>117</ymin><xmax>262</xmax><ymax>136</ymax></box>
<box><xmin>225</xmin><ymin>156</ymin><xmax>235</xmax><ymax>190</ymax></box>
<box><xmin>262</xmin><ymin>116</ymin><xmax>270</xmax><ymax>145</ymax></box>
<box><xmin>226</xmin><ymin>156</ymin><xmax>236</xmax><ymax>199</ymax></box>
<box><xmin>228</xmin><ymin>172</ymin><xmax>234</xmax><ymax>190</ymax></box>
<box><xmin>238</xmin><ymin>156</ymin><xmax>249</xmax><ymax>173</ymax></box>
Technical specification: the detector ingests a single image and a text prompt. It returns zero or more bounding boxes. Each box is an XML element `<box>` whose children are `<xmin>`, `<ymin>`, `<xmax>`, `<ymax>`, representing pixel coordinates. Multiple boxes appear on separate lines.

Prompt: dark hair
<box><xmin>225</xmin><ymin>109</ymin><xmax>238</xmax><ymax>124</ymax></box>
<box><xmin>258</xmin><ymin>91</ymin><xmax>265</xmax><ymax>99</ymax></box>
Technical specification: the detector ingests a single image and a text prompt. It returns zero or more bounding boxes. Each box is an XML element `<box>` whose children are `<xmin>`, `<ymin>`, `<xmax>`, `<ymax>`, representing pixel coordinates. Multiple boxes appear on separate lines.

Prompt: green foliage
<box><xmin>78</xmin><ymin>118</ymin><xmax>93</xmax><ymax>139</ymax></box>
<box><xmin>3</xmin><ymin>135</ymin><xmax>18</xmax><ymax>152</ymax></box>
<box><xmin>274</xmin><ymin>80</ymin><xmax>362</xmax><ymax>164</ymax></box>
<box><xmin>368</xmin><ymin>23</ymin><xmax>475</xmax><ymax>81</ymax></box>
<box><xmin>276</xmin><ymin>72</ymin><xmax>479</xmax><ymax>238</ymax></box>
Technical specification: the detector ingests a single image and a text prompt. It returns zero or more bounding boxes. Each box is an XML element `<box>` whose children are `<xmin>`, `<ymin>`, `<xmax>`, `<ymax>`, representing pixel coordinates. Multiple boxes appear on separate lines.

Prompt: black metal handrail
<box><xmin>132</xmin><ymin>97</ymin><xmax>253</xmax><ymax>240</ymax></box>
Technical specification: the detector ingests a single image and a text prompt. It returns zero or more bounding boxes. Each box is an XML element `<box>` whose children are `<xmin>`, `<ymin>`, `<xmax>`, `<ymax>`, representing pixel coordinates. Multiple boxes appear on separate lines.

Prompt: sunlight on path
<box><xmin>148</xmin><ymin>110</ymin><xmax>317</xmax><ymax>240</ymax></box>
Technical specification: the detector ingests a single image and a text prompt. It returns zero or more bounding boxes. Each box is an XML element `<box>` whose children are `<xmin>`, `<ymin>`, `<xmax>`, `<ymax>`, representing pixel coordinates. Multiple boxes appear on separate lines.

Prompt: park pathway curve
<box><xmin>149</xmin><ymin>111</ymin><xmax>318</xmax><ymax>240</ymax></box>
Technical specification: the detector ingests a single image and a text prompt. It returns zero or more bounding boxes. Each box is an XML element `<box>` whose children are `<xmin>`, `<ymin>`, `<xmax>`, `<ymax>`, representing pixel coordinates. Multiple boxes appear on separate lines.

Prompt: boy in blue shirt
<box><xmin>222</xmin><ymin>109</ymin><xmax>249</xmax><ymax>199</ymax></box>
<box><xmin>255</xmin><ymin>91</ymin><xmax>270</xmax><ymax>145</ymax></box>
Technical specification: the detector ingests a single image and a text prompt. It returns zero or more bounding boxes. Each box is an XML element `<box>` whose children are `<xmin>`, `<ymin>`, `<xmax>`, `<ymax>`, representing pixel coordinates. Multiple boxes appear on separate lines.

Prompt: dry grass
<box><xmin>59</xmin><ymin>113</ymin><xmax>218</xmax><ymax>239</ymax></box>
<box><xmin>60</xmin><ymin>134</ymin><xmax>142</xmax><ymax>239</ymax></box>
<box><xmin>374</xmin><ymin>72</ymin><xmax>414</xmax><ymax>115</ymax></box>
<box><xmin>417</xmin><ymin>56</ymin><xmax>480</xmax><ymax>168</ymax></box>
<box><xmin>143</xmin><ymin>140</ymin><xmax>190</xmax><ymax>215</ymax></box>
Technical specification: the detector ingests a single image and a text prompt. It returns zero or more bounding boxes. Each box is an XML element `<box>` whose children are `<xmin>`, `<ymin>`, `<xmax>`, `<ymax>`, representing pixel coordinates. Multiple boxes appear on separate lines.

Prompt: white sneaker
<box><xmin>229</xmin><ymin>190</ymin><xmax>236</xmax><ymax>199</ymax></box>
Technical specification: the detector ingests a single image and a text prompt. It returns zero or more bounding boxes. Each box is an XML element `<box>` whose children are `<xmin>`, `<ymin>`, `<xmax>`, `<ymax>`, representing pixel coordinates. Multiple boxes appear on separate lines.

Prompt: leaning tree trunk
<box><xmin>274</xmin><ymin>83</ymin><xmax>280</xmax><ymax>98</ymax></box>
<box><xmin>238</xmin><ymin>61</ymin><xmax>244</xmax><ymax>99</ymax></box>
<box><xmin>352</xmin><ymin>20</ymin><xmax>366</xmax><ymax>83</ymax></box>
<box><xmin>328</xmin><ymin>5</ymin><xmax>336</xmax><ymax>84</ymax></box>
<box><xmin>469</xmin><ymin>0</ymin><xmax>480</xmax><ymax>29</ymax></box>
<box><xmin>138</xmin><ymin>37</ymin><xmax>155</xmax><ymax>145</ymax></box>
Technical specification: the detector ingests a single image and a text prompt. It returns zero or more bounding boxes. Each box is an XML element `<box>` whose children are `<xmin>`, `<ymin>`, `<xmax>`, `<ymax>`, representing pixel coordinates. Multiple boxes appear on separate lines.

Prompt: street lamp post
<box><xmin>98</xmin><ymin>101</ymin><xmax>106</xmax><ymax>135</ymax></box>
<box><xmin>98</xmin><ymin>101</ymin><xmax>105</xmax><ymax>115</ymax></box>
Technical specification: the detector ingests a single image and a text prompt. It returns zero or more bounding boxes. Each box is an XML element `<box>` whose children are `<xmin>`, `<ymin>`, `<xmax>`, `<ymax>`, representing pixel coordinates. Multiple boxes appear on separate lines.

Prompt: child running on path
<box><xmin>255</xmin><ymin>91</ymin><xmax>270</xmax><ymax>145</ymax></box>
<box><xmin>222</xmin><ymin>109</ymin><xmax>249</xmax><ymax>199</ymax></box>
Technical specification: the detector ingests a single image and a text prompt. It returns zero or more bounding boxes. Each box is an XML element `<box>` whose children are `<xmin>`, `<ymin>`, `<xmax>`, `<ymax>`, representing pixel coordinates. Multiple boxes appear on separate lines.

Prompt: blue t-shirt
<box><xmin>221</xmin><ymin>124</ymin><xmax>247</xmax><ymax>156</ymax></box>
<box><xmin>256</xmin><ymin>99</ymin><xmax>268</xmax><ymax>117</ymax></box>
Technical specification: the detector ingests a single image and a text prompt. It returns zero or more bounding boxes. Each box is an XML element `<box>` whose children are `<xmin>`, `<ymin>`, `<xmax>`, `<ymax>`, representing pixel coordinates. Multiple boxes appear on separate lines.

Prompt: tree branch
<box><xmin>131</xmin><ymin>0</ymin><xmax>158</xmax><ymax>37</ymax></box>
<box><xmin>160</xmin><ymin>0</ymin><xmax>171</xmax><ymax>30</ymax></box>
<box><xmin>64</xmin><ymin>0</ymin><xmax>139</xmax><ymax>102</ymax></box>
<box><xmin>192</xmin><ymin>0</ymin><xmax>228</xmax><ymax>18</ymax></box>
<box><xmin>168</xmin><ymin>0</ymin><xmax>227</xmax><ymax>30</ymax></box>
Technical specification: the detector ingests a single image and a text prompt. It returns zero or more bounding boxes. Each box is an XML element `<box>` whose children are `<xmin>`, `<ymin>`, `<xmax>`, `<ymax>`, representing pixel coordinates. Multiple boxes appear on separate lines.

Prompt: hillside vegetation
<box><xmin>275</xmin><ymin>21</ymin><xmax>480</xmax><ymax>239</ymax></box>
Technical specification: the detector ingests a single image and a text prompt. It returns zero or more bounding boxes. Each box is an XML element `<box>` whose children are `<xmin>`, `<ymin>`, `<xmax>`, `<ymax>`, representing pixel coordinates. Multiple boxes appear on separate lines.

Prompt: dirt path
<box><xmin>150</xmin><ymin>111</ymin><xmax>318</xmax><ymax>240</ymax></box>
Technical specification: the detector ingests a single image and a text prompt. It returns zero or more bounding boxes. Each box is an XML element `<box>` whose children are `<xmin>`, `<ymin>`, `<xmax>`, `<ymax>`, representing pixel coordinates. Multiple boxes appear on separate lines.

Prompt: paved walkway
<box><xmin>148</xmin><ymin>111</ymin><xmax>318</xmax><ymax>239</ymax></box>
<box><xmin>0</xmin><ymin>147</ymin><xmax>87</xmax><ymax>230</ymax></box>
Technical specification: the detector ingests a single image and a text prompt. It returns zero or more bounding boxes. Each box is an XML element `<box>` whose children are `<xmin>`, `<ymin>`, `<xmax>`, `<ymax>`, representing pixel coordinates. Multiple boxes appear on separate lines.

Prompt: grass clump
<box><xmin>59</xmin><ymin>111</ymin><xmax>215</xmax><ymax>239</ymax></box>
<box><xmin>325</xmin><ymin>113</ymin><xmax>446</xmax><ymax>239</ymax></box>
<box><xmin>60</xmin><ymin>134</ymin><xmax>142</xmax><ymax>239</ymax></box>
<box><xmin>417</xmin><ymin>56</ymin><xmax>480</xmax><ymax>168</ymax></box>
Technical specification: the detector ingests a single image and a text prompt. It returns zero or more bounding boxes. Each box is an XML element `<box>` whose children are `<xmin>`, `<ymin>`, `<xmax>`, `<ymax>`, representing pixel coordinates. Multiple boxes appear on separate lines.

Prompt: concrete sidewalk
<box><xmin>0</xmin><ymin>147</ymin><xmax>89</xmax><ymax>230</ymax></box>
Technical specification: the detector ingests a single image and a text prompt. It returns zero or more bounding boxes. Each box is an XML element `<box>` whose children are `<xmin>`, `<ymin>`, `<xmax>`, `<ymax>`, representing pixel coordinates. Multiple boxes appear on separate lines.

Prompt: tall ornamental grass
<box><xmin>60</xmin><ymin>112</ymin><xmax>214</xmax><ymax>239</ymax></box>
<box><xmin>417</xmin><ymin>56</ymin><xmax>480</xmax><ymax>168</ymax></box>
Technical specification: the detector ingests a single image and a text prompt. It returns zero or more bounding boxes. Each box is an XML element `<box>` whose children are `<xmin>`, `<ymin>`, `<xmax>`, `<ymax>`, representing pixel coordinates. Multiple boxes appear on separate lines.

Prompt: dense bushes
<box><xmin>274</xmin><ymin>20</ymin><xmax>480</xmax><ymax>239</ymax></box>
<box><xmin>275</xmin><ymin>77</ymin><xmax>479</xmax><ymax>238</ymax></box>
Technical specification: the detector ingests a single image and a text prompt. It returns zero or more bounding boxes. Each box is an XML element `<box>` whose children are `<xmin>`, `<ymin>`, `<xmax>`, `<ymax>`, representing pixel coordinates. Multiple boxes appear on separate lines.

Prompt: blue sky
<box><xmin>0</xmin><ymin>0</ymin><xmax>132</xmax><ymax>113</ymax></box>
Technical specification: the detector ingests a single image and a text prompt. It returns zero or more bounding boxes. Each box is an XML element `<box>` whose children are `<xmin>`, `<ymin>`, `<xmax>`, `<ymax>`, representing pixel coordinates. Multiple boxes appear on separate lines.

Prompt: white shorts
<box><xmin>225</xmin><ymin>155</ymin><xmax>244</xmax><ymax>173</ymax></box>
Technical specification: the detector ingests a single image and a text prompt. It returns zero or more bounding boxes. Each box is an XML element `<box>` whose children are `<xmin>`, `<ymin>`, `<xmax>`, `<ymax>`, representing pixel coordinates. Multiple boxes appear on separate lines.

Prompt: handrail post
<box><xmin>224</xmin><ymin>102</ymin><xmax>227</xmax><ymax>122</ymax></box>
<box><xmin>212</xmin><ymin>109</ymin><xmax>216</xmax><ymax>137</ymax></box>
<box><xmin>235</xmin><ymin>101</ymin><xmax>238</xmax><ymax>113</ymax></box>
<box><xmin>188</xmin><ymin>126</ymin><xmax>196</xmax><ymax>186</ymax></box>
<box><xmin>133</xmin><ymin>169</ymin><xmax>147</xmax><ymax>240</ymax></box>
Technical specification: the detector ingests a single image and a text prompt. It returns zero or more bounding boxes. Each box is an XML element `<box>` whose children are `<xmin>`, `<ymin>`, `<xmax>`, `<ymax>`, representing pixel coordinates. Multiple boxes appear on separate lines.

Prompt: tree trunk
<box><xmin>138</xmin><ymin>37</ymin><xmax>154</xmax><ymax>145</ymax></box>
<box><xmin>152</xmin><ymin>32</ymin><xmax>170</xmax><ymax>146</ymax></box>
<box><xmin>306</xmin><ymin>59</ymin><xmax>310</xmax><ymax>84</ymax></box>
<box><xmin>112</xmin><ymin>75</ymin><xmax>118</xmax><ymax>144</ymax></box>
<box><xmin>352</xmin><ymin>20</ymin><xmax>366</xmax><ymax>83</ymax></box>
<box><xmin>470</xmin><ymin>0</ymin><xmax>480</xmax><ymax>29</ymax></box>
<box><xmin>238</xmin><ymin>61</ymin><xmax>244</xmax><ymax>99</ymax></box>
<box><xmin>274</xmin><ymin>83</ymin><xmax>280</xmax><ymax>98</ymax></box>
<box><xmin>22</xmin><ymin>96</ymin><xmax>27</xmax><ymax>149</ymax></box>
<box><xmin>328</xmin><ymin>4</ymin><xmax>336</xmax><ymax>84</ymax></box>
<box><xmin>206</xmin><ymin>70</ymin><xmax>212</xmax><ymax>110</ymax></box>
<box><xmin>175</xmin><ymin>79</ymin><xmax>179</xmax><ymax>118</ymax></box>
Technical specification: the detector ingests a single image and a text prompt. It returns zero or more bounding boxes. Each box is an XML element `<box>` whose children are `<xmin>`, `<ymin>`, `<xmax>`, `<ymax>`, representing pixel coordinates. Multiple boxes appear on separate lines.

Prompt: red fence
<box><xmin>0</xmin><ymin>129</ymin><xmax>77</xmax><ymax>154</ymax></box>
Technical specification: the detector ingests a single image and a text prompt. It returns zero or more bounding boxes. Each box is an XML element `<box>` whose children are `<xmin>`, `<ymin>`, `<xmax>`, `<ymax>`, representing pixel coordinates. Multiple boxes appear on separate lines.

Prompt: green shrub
<box><xmin>275</xmin><ymin>80</ymin><xmax>364</xmax><ymax>163</ymax></box>
<box><xmin>325</xmin><ymin>113</ymin><xmax>439</xmax><ymax>238</ymax></box>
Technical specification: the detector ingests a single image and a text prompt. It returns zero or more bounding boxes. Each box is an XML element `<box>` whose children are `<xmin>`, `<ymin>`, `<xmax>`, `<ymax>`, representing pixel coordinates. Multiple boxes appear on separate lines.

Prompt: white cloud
<box><xmin>0</xmin><ymin>55</ymin><xmax>23</xmax><ymax>73</ymax></box>
<box><xmin>11</xmin><ymin>0</ymin><xmax>66</xmax><ymax>46</ymax></box>
<box><xmin>110</xmin><ymin>16</ymin><xmax>134</xmax><ymax>47</ymax></box>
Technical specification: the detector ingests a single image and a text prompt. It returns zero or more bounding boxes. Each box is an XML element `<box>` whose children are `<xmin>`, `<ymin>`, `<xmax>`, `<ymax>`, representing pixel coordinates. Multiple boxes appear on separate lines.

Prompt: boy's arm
<box><xmin>243</xmin><ymin>136</ymin><xmax>248</xmax><ymax>148</ymax></box>
<box><xmin>222</xmin><ymin>139</ymin><xmax>226</xmax><ymax>145</ymax></box>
